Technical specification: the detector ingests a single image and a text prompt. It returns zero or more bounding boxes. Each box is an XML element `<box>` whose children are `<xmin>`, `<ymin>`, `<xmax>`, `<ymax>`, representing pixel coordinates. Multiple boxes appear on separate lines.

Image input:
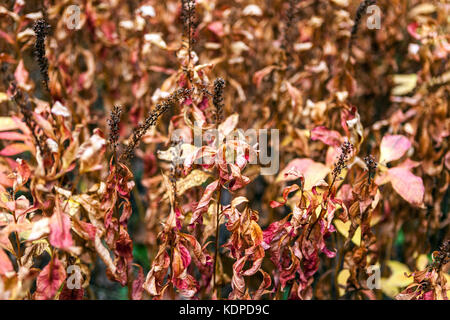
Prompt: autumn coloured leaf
<box><xmin>310</xmin><ymin>126</ymin><xmax>342</xmax><ymax>148</ymax></box>
<box><xmin>253</xmin><ymin>65</ymin><xmax>276</xmax><ymax>89</ymax></box>
<box><xmin>0</xmin><ymin>117</ymin><xmax>19</xmax><ymax>132</ymax></box>
<box><xmin>277</xmin><ymin>158</ymin><xmax>330</xmax><ymax>190</ymax></box>
<box><xmin>0</xmin><ymin>248</ymin><xmax>13</xmax><ymax>275</ymax></box>
<box><xmin>14</xmin><ymin>60</ymin><xmax>31</xmax><ymax>90</ymax></box>
<box><xmin>59</xmin><ymin>283</ymin><xmax>84</xmax><ymax>300</ymax></box>
<box><xmin>379</xmin><ymin>135</ymin><xmax>411</xmax><ymax>164</ymax></box>
<box><xmin>386</xmin><ymin>166</ymin><xmax>425</xmax><ymax>206</ymax></box>
<box><xmin>49</xmin><ymin>201</ymin><xmax>73</xmax><ymax>250</ymax></box>
<box><xmin>0</xmin><ymin>0</ymin><xmax>447</xmax><ymax>303</ymax></box>
<box><xmin>35</xmin><ymin>257</ymin><xmax>67</xmax><ymax>300</ymax></box>
<box><xmin>76</xmin><ymin>128</ymin><xmax>106</xmax><ymax>173</ymax></box>
<box><xmin>0</xmin><ymin>143</ymin><xmax>31</xmax><ymax>156</ymax></box>
<box><xmin>190</xmin><ymin>179</ymin><xmax>219</xmax><ymax>225</ymax></box>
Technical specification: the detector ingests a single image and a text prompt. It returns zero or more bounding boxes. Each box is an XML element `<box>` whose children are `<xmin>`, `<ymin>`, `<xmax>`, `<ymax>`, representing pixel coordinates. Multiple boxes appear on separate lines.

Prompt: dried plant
<box><xmin>364</xmin><ymin>155</ymin><xmax>377</xmax><ymax>184</ymax></box>
<box><xmin>33</xmin><ymin>19</ymin><xmax>50</xmax><ymax>91</ymax></box>
<box><xmin>213</xmin><ymin>78</ymin><xmax>225</xmax><ymax>125</ymax></box>
<box><xmin>0</xmin><ymin>0</ymin><xmax>447</xmax><ymax>302</ymax></box>
<box><xmin>181</xmin><ymin>0</ymin><xmax>197</xmax><ymax>70</ymax></box>
<box><xmin>108</xmin><ymin>105</ymin><xmax>123</xmax><ymax>162</ymax></box>
<box><xmin>120</xmin><ymin>89</ymin><xmax>190</xmax><ymax>162</ymax></box>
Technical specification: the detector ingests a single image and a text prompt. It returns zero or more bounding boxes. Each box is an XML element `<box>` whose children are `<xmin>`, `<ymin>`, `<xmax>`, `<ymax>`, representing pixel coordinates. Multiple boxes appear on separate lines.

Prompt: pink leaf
<box><xmin>35</xmin><ymin>257</ymin><xmax>67</xmax><ymax>300</ymax></box>
<box><xmin>0</xmin><ymin>131</ymin><xmax>28</xmax><ymax>141</ymax></box>
<box><xmin>131</xmin><ymin>265</ymin><xmax>145</xmax><ymax>300</ymax></box>
<box><xmin>311</xmin><ymin>126</ymin><xmax>342</xmax><ymax>148</ymax></box>
<box><xmin>253</xmin><ymin>65</ymin><xmax>276</xmax><ymax>89</ymax></box>
<box><xmin>208</xmin><ymin>21</ymin><xmax>224</xmax><ymax>37</ymax></box>
<box><xmin>285</xmin><ymin>82</ymin><xmax>302</xmax><ymax>110</ymax></box>
<box><xmin>0</xmin><ymin>30</ymin><xmax>14</xmax><ymax>45</ymax></box>
<box><xmin>0</xmin><ymin>143</ymin><xmax>30</xmax><ymax>156</ymax></box>
<box><xmin>387</xmin><ymin>167</ymin><xmax>424</xmax><ymax>206</ymax></box>
<box><xmin>218</xmin><ymin>113</ymin><xmax>239</xmax><ymax>136</ymax></box>
<box><xmin>277</xmin><ymin>158</ymin><xmax>330</xmax><ymax>190</ymax></box>
<box><xmin>190</xmin><ymin>179</ymin><xmax>219</xmax><ymax>224</ymax></box>
<box><xmin>379</xmin><ymin>135</ymin><xmax>411</xmax><ymax>164</ymax></box>
<box><xmin>270</xmin><ymin>184</ymin><xmax>300</xmax><ymax>208</ymax></box>
<box><xmin>49</xmin><ymin>200</ymin><xmax>73</xmax><ymax>250</ymax></box>
<box><xmin>14</xmin><ymin>60</ymin><xmax>29</xmax><ymax>87</ymax></box>
<box><xmin>407</xmin><ymin>22</ymin><xmax>421</xmax><ymax>40</ymax></box>
<box><xmin>0</xmin><ymin>248</ymin><xmax>13</xmax><ymax>275</ymax></box>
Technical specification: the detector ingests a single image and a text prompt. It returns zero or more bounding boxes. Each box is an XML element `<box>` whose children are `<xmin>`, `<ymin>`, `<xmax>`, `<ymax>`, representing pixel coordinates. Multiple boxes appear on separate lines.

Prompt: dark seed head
<box><xmin>33</xmin><ymin>19</ymin><xmax>51</xmax><ymax>91</ymax></box>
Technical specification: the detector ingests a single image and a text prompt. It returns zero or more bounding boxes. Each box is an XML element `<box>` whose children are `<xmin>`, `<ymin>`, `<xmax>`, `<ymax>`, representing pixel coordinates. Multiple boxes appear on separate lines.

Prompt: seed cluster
<box><xmin>33</xmin><ymin>19</ymin><xmax>51</xmax><ymax>91</ymax></box>
<box><xmin>120</xmin><ymin>88</ymin><xmax>191</xmax><ymax>162</ymax></box>
<box><xmin>364</xmin><ymin>155</ymin><xmax>378</xmax><ymax>183</ymax></box>
<box><xmin>349</xmin><ymin>0</ymin><xmax>376</xmax><ymax>50</ymax></box>
<box><xmin>213</xmin><ymin>78</ymin><xmax>225</xmax><ymax>125</ymax></box>
<box><xmin>432</xmin><ymin>240</ymin><xmax>450</xmax><ymax>272</ymax></box>
<box><xmin>282</xmin><ymin>0</ymin><xmax>298</xmax><ymax>53</ymax></box>
<box><xmin>332</xmin><ymin>141</ymin><xmax>353</xmax><ymax>179</ymax></box>
<box><xmin>108</xmin><ymin>106</ymin><xmax>123</xmax><ymax>156</ymax></box>
<box><xmin>181</xmin><ymin>0</ymin><xmax>197</xmax><ymax>56</ymax></box>
<box><xmin>2</xmin><ymin>63</ymin><xmax>48</xmax><ymax>158</ymax></box>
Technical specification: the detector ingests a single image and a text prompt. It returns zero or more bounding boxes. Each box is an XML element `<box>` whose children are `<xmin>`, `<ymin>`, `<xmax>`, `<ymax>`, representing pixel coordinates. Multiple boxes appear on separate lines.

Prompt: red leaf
<box><xmin>35</xmin><ymin>257</ymin><xmax>67</xmax><ymax>300</ymax></box>
<box><xmin>115</xmin><ymin>228</ymin><xmax>133</xmax><ymax>262</ymax></box>
<box><xmin>59</xmin><ymin>283</ymin><xmax>84</xmax><ymax>300</ymax></box>
<box><xmin>131</xmin><ymin>265</ymin><xmax>145</xmax><ymax>300</ymax></box>
<box><xmin>49</xmin><ymin>199</ymin><xmax>73</xmax><ymax>250</ymax></box>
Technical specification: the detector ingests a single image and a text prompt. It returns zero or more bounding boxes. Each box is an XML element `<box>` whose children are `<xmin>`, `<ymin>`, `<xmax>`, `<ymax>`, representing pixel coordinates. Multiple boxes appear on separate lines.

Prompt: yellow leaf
<box><xmin>415</xmin><ymin>254</ymin><xmax>429</xmax><ymax>270</ymax></box>
<box><xmin>392</xmin><ymin>74</ymin><xmax>417</xmax><ymax>96</ymax></box>
<box><xmin>0</xmin><ymin>92</ymin><xmax>8</xmax><ymax>103</ymax></box>
<box><xmin>250</xmin><ymin>220</ymin><xmax>263</xmax><ymax>245</ymax></box>
<box><xmin>0</xmin><ymin>117</ymin><xmax>18</xmax><ymax>132</ymax></box>
<box><xmin>408</xmin><ymin>4</ymin><xmax>435</xmax><ymax>18</ymax></box>
<box><xmin>162</xmin><ymin>170</ymin><xmax>212</xmax><ymax>201</ymax></box>
<box><xmin>380</xmin><ymin>261</ymin><xmax>413</xmax><ymax>298</ymax></box>
<box><xmin>337</xmin><ymin>269</ymin><xmax>350</xmax><ymax>297</ymax></box>
<box><xmin>334</xmin><ymin>220</ymin><xmax>361</xmax><ymax>246</ymax></box>
<box><xmin>334</xmin><ymin>214</ymin><xmax>382</xmax><ymax>246</ymax></box>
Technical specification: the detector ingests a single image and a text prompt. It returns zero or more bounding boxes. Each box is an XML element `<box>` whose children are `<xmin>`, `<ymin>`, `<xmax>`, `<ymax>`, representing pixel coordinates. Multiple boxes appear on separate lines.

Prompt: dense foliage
<box><xmin>0</xmin><ymin>0</ymin><xmax>448</xmax><ymax>300</ymax></box>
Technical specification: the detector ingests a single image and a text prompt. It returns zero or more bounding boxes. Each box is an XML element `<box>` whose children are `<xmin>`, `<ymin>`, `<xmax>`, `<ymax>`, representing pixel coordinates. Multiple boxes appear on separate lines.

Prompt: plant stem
<box><xmin>213</xmin><ymin>187</ymin><xmax>222</xmax><ymax>298</ymax></box>
<box><xmin>169</xmin><ymin>238</ymin><xmax>176</xmax><ymax>300</ymax></box>
<box><xmin>12</xmin><ymin>192</ymin><xmax>23</xmax><ymax>268</ymax></box>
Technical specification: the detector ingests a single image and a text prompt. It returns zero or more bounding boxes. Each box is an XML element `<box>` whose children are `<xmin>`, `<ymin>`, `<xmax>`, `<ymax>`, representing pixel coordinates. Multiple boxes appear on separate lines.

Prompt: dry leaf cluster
<box><xmin>0</xmin><ymin>0</ymin><xmax>448</xmax><ymax>300</ymax></box>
